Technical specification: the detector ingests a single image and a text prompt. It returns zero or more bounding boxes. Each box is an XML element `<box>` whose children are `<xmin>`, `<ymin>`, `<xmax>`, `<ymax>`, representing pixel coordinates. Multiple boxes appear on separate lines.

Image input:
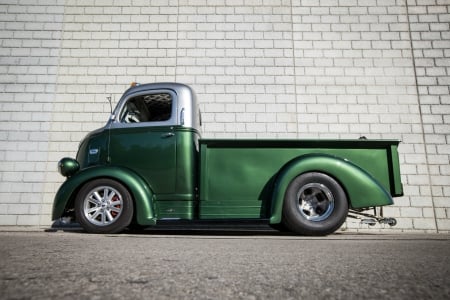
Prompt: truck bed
<box><xmin>199</xmin><ymin>139</ymin><xmax>402</xmax><ymax>219</ymax></box>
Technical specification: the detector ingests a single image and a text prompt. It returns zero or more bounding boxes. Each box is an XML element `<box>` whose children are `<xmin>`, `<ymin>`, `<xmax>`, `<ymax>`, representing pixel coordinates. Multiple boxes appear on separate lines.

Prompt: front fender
<box><xmin>270</xmin><ymin>154</ymin><xmax>393</xmax><ymax>224</ymax></box>
<box><xmin>52</xmin><ymin>166</ymin><xmax>156</xmax><ymax>225</ymax></box>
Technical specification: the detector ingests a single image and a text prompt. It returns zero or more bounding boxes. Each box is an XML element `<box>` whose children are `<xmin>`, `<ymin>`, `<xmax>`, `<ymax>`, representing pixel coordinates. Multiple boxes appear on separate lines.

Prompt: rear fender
<box><xmin>52</xmin><ymin>166</ymin><xmax>156</xmax><ymax>225</ymax></box>
<box><xmin>270</xmin><ymin>154</ymin><xmax>393</xmax><ymax>224</ymax></box>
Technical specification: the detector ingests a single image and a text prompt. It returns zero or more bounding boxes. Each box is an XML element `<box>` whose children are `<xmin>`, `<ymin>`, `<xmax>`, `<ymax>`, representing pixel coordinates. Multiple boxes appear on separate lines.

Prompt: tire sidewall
<box><xmin>75</xmin><ymin>178</ymin><xmax>134</xmax><ymax>234</ymax></box>
<box><xmin>283</xmin><ymin>172</ymin><xmax>348</xmax><ymax>235</ymax></box>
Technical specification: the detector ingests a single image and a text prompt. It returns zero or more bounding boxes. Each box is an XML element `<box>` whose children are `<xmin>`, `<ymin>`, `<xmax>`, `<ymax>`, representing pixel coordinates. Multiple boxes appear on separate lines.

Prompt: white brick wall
<box><xmin>0</xmin><ymin>0</ymin><xmax>449</xmax><ymax>232</ymax></box>
<box><xmin>0</xmin><ymin>0</ymin><xmax>64</xmax><ymax>226</ymax></box>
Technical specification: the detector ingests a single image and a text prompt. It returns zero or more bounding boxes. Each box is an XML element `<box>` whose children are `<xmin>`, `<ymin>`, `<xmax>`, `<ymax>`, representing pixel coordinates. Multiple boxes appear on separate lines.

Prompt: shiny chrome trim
<box><xmin>296</xmin><ymin>183</ymin><xmax>335</xmax><ymax>222</ymax></box>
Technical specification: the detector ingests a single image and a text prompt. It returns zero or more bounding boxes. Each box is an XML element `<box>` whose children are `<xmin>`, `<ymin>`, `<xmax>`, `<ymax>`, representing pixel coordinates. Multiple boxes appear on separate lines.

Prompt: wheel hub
<box><xmin>297</xmin><ymin>183</ymin><xmax>335</xmax><ymax>222</ymax></box>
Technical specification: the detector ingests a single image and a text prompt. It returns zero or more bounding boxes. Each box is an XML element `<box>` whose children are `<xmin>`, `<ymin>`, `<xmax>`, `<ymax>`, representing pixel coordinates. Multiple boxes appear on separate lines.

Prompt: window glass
<box><xmin>120</xmin><ymin>93</ymin><xmax>173</xmax><ymax>123</ymax></box>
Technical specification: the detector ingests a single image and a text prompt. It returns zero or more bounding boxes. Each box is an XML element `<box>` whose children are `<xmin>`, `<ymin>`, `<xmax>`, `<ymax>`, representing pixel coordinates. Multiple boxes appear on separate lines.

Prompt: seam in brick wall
<box><xmin>289</xmin><ymin>0</ymin><xmax>300</xmax><ymax>138</ymax></box>
<box><xmin>405</xmin><ymin>2</ymin><xmax>438</xmax><ymax>233</ymax></box>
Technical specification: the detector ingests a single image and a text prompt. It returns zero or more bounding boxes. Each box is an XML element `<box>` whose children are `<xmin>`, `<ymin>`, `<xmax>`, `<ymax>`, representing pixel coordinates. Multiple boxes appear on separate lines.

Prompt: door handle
<box><xmin>161</xmin><ymin>132</ymin><xmax>175</xmax><ymax>138</ymax></box>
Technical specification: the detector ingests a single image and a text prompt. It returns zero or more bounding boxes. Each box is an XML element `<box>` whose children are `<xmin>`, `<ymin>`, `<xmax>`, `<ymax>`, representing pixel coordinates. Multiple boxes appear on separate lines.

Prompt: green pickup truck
<box><xmin>53</xmin><ymin>82</ymin><xmax>403</xmax><ymax>235</ymax></box>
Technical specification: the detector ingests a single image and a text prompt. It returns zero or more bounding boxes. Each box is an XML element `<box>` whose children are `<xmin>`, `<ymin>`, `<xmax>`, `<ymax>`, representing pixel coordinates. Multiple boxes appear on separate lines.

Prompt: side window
<box><xmin>120</xmin><ymin>93</ymin><xmax>173</xmax><ymax>123</ymax></box>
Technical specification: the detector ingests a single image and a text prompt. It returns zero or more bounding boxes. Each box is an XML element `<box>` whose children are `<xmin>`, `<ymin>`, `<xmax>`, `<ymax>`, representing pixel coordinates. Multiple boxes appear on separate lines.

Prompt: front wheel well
<box><xmin>62</xmin><ymin>176</ymin><xmax>137</xmax><ymax>222</ymax></box>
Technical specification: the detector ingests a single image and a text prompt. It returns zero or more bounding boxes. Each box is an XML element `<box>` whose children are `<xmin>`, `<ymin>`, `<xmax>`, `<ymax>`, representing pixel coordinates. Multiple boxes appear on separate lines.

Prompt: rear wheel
<box><xmin>282</xmin><ymin>172</ymin><xmax>348</xmax><ymax>236</ymax></box>
<box><xmin>75</xmin><ymin>179</ymin><xmax>134</xmax><ymax>234</ymax></box>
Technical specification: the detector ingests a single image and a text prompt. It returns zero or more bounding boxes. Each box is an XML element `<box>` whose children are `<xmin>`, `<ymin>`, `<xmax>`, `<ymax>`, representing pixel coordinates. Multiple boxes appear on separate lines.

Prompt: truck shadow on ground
<box><xmin>47</xmin><ymin>220</ymin><xmax>306</xmax><ymax>236</ymax></box>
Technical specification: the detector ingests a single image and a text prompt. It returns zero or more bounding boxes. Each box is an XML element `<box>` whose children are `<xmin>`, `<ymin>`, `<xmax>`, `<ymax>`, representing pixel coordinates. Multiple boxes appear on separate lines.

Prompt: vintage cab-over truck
<box><xmin>53</xmin><ymin>82</ymin><xmax>403</xmax><ymax>235</ymax></box>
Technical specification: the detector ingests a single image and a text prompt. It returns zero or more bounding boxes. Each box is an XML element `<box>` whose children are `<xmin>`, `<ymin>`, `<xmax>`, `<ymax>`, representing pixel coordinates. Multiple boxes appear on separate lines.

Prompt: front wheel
<box><xmin>282</xmin><ymin>172</ymin><xmax>348</xmax><ymax>236</ymax></box>
<box><xmin>75</xmin><ymin>179</ymin><xmax>134</xmax><ymax>234</ymax></box>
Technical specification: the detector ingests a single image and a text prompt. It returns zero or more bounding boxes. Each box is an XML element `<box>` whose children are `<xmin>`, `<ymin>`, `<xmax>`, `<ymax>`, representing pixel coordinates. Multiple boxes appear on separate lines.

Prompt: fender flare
<box><xmin>52</xmin><ymin>166</ymin><xmax>156</xmax><ymax>225</ymax></box>
<box><xmin>269</xmin><ymin>154</ymin><xmax>393</xmax><ymax>224</ymax></box>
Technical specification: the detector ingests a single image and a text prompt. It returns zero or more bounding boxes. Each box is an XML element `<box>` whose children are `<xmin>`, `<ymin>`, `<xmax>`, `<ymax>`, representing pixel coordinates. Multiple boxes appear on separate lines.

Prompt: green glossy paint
<box><xmin>76</xmin><ymin>127</ymin><xmax>109</xmax><ymax>169</ymax></box>
<box><xmin>109</xmin><ymin>125</ymin><xmax>177</xmax><ymax>194</ymax></box>
<box><xmin>199</xmin><ymin>139</ymin><xmax>402</xmax><ymax>221</ymax></box>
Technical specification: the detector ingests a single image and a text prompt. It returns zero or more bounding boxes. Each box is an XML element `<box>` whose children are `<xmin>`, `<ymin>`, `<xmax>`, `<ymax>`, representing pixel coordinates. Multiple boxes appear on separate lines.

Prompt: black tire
<box><xmin>75</xmin><ymin>178</ymin><xmax>134</xmax><ymax>234</ymax></box>
<box><xmin>282</xmin><ymin>172</ymin><xmax>348</xmax><ymax>236</ymax></box>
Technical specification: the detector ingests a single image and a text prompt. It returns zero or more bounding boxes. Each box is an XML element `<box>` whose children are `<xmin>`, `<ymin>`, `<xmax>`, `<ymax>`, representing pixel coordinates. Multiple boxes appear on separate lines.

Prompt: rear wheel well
<box><xmin>304</xmin><ymin>170</ymin><xmax>351</xmax><ymax>208</ymax></box>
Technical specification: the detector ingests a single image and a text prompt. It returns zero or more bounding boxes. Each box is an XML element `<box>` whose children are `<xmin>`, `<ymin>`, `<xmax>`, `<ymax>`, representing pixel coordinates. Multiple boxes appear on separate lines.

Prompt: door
<box><xmin>109</xmin><ymin>90</ymin><xmax>177</xmax><ymax>194</ymax></box>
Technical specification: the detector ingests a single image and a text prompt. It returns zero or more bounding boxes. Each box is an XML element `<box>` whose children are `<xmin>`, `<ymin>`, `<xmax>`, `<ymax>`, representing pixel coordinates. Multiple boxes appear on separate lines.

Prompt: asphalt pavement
<box><xmin>0</xmin><ymin>229</ymin><xmax>449</xmax><ymax>300</ymax></box>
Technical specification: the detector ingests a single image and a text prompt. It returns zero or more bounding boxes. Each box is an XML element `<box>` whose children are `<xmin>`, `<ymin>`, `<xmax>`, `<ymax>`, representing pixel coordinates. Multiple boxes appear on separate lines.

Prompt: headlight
<box><xmin>58</xmin><ymin>157</ymin><xmax>80</xmax><ymax>177</ymax></box>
